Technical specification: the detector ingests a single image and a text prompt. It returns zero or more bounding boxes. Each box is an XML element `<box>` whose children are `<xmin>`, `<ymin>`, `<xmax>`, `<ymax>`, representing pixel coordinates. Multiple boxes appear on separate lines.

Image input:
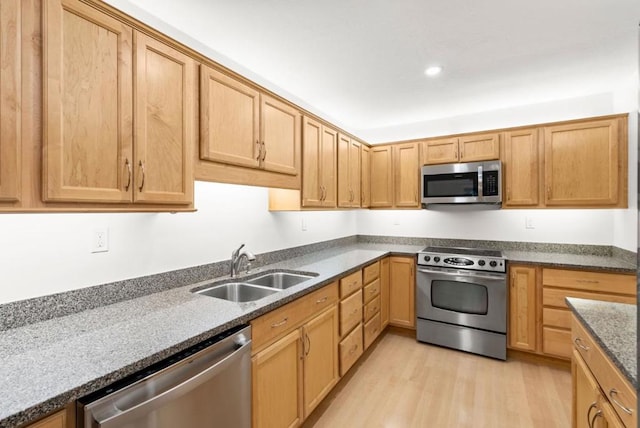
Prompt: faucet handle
<box><xmin>232</xmin><ymin>243</ymin><xmax>245</xmax><ymax>257</ymax></box>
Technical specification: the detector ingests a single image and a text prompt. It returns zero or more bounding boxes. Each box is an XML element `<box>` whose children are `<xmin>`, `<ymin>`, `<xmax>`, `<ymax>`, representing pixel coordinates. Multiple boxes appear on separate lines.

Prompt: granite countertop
<box><xmin>503</xmin><ymin>250</ymin><xmax>636</xmax><ymax>273</ymax></box>
<box><xmin>566</xmin><ymin>298</ymin><xmax>637</xmax><ymax>388</ymax></box>
<box><xmin>0</xmin><ymin>243</ymin><xmax>422</xmax><ymax>427</ymax></box>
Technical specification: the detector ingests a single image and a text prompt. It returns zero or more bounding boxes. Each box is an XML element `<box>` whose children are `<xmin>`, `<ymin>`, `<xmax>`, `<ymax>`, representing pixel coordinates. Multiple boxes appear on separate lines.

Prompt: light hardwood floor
<box><xmin>303</xmin><ymin>330</ymin><xmax>571</xmax><ymax>428</ymax></box>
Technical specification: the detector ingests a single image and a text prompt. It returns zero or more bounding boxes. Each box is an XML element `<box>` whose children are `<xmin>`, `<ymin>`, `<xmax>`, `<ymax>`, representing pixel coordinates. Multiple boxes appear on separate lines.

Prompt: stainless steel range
<box><xmin>416</xmin><ymin>246</ymin><xmax>507</xmax><ymax>360</ymax></box>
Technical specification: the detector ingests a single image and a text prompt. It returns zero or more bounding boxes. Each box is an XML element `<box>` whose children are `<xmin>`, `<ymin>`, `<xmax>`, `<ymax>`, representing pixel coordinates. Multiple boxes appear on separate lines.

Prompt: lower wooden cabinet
<box><xmin>388</xmin><ymin>256</ymin><xmax>415</xmax><ymax>328</ymax></box>
<box><xmin>508</xmin><ymin>265</ymin><xmax>538</xmax><ymax>351</ymax></box>
<box><xmin>339</xmin><ymin>322</ymin><xmax>363</xmax><ymax>376</ymax></box>
<box><xmin>380</xmin><ymin>257</ymin><xmax>390</xmax><ymax>328</ymax></box>
<box><xmin>25</xmin><ymin>409</ymin><xmax>67</xmax><ymax>428</ymax></box>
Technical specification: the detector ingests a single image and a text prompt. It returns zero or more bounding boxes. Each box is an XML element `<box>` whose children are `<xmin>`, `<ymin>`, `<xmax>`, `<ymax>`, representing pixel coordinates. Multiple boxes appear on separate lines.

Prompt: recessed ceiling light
<box><xmin>425</xmin><ymin>66</ymin><xmax>443</xmax><ymax>77</ymax></box>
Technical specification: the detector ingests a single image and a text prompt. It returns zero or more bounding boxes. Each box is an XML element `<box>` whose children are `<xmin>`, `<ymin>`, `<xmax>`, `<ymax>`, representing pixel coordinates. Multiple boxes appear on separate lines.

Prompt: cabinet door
<box><xmin>508</xmin><ymin>265</ymin><xmax>538</xmax><ymax>351</ymax></box>
<box><xmin>25</xmin><ymin>409</ymin><xmax>66</xmax><ymax>428</ymax></box>
<box><xmin>302</xmin><ymin>306</ymin><xmax>339</xmax><ymax>418</ymax></box>
<box><xmin>393</xmin><ymin>142</ymin><xmax>419</xmax><ymax>207</ymax></box>
<box><xmin>503</xmin><ymin>128</ymin><xmax>540</xmax><ymax>207</ymax></box>
<box><xmin>389</xmin><ymin>256</ymin><xmax>415</xmax><ymax>328</ymax></box>
<box><xmin>261</xmin><ymin>94</ymin><xmax>300</xmax><ymax>176</ymax></box>
<box><xmin>422</xmin><ymin>138</ymin><xmax>458</xmax><ymax>165</ymax></box>
<box><xmin>544</xmin><ymin>118</ymin><xmax>621</xmax><ymax>206</ymax></box>
<box><xmin>458</xmin><ymin>132</ymin><xmax>500</xmax><ymax>162</ymax></box>
<box><xmin>573</xmin><ymin>350</ymin><xmax>602</xmax><ymax>428</ymax></box>
<box><xmin>0</xmin><ymin>0</ymin><xmax>20</xmax><ymax>202</ymax></box>
<box><xmin>361</xmin><ymin>145</ymin><xmax>371</xmax><ymax>207</ymax></box>
<box><xmin>349</xmin><ymin>139</ymin><xmax>361</xmax><ymax>207</ymax></box>
<box><xmin>370</xmin><ymin>145</ymin><xmax>393</xmax><ymax>207</ymax></box>
<box><xmin>199</xmin><ymin>65</ymin><xmax>260</xmax><ymax>169</ymax></box>
<box><xmin>380</xmin><ymin>257</ymin><xmax>390</xmax><ymax>328</ymax></box>
<box><xmin>320</xmin><ymin>125</ymin><xmax>338</xmax><ymax>207</ymax></box>
<box><xmin>252</xmin><ymin>329</ymin><xmax>303</xmax><ymax>428</ymax></box>
<box><xmin>301</xmin><ymin>116</ymin><xmax>323</xmax><ymax>207</ymax></box>
<box><xmin>43</xmin><ymin>0</ymin><xmax>133</xmax><ymax>203</ymax></box>
<box><xmin>133</xmin><ymin>32</ymin><xmax>194</xmax><ymax>204</ymax></box>
<box><xmin>337</xmin><ymin>133</ymin><xmax>351</xmax><ymax>208</ymax></box>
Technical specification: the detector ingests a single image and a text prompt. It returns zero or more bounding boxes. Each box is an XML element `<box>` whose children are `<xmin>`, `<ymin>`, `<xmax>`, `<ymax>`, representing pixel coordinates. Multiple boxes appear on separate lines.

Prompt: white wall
<box><xmin>0</xmin><ymin>182</ymin><xmax>357</xmax><ymax>304</ymax></box>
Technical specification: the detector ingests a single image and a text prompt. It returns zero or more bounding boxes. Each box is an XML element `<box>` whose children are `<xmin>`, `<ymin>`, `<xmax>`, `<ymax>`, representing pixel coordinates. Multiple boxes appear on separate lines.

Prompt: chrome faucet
<box><xmin>230</xmin><ymin>244</ymin><xmax>256</xmax><ymax>278</ymax></box>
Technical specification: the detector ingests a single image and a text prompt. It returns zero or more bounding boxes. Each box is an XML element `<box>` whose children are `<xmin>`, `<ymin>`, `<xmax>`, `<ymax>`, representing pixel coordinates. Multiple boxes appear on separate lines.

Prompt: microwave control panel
<box><xmin>483</xmin><ymin>170</ymin><xmax>499</xmax><ymax>196</ymax></box>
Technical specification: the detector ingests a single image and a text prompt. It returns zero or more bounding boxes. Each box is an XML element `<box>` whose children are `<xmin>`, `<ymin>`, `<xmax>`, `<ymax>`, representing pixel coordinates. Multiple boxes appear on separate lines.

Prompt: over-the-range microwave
<box><xmin>421</xmin><ymin>160</ymin><xmax>502</xmax><ymax>208</ymax></box>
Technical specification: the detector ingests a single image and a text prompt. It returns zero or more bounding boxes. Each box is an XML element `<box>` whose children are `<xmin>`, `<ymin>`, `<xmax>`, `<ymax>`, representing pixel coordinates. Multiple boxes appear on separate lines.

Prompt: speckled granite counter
<box><xmin>566</xmin><ymin>298</ymin><xmax>637</xmax><ymax>388</ymax></box>
<box><xmin>503</xmin><ymin>250</ymin><xmax>636</xmax><ymax>273</ymax></box>
<box><xmin>0</xmin><ymin>243</ymin><xmax>421</xmax><ymax>427</ymax></box>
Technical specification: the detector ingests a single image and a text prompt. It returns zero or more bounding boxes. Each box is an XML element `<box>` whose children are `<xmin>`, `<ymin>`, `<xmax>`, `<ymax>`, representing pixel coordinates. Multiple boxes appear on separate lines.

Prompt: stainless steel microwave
<box><xmin>421</xmin><ymin>161</ymin><xmax>502</xmax><ymax>208</ymax></box>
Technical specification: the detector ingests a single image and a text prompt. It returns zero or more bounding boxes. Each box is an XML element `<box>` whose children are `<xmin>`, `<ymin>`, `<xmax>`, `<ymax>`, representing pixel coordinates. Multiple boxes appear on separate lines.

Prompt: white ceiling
<box><xmin>108</xmin><ymin>0</ymin><xmax>639</xmax><ymax>141</ymax></box>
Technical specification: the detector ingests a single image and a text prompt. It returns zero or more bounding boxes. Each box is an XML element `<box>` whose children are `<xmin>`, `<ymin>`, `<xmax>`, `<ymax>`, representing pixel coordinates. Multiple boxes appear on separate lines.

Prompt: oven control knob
<box><xmin>434</xmin><ymin>257</ymin><xmax>441</xmax><ymax>263</ymax></box>
<box><xmin>424</xmin><ymin>256</ymin><xmax>431</xmax><ymax>262</ymax></box>
<box><xmin>489</xmin><ymin>261</ymin><xmax>497</xmax><ymax>267</ymax></box>
<box><xmin>478</xmin><ymin>260</ymin><xmax>486</xmax><ymax>266</ymax></box>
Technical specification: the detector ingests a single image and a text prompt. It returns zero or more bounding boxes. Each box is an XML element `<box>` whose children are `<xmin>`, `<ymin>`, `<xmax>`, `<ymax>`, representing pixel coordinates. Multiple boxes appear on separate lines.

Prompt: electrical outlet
<box><xmin>301</xmin><ymin>216</ymin><xmax>308</xmax><ymax>231</ymax></box>
<box><xmin>525</xmin><ymin>217</ymin><xmax>535</xmax><ymax>229</ymax></box>
<box><xmin>92</xmin><ymin>228</ymin><xmax>109</xmax><ymax>253</ymax></box>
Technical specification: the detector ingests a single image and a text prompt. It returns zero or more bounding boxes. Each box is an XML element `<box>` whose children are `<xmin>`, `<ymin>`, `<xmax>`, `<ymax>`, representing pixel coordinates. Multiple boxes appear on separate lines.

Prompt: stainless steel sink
<box><xmin>244</xmin><ymin>272</ymin><xmax>314</xmax><ymax>289</ymax></box>
<box><xmin>195</xmin><ymin>282</ymin><xmax>279</xmax><ymax>302</ymax></box>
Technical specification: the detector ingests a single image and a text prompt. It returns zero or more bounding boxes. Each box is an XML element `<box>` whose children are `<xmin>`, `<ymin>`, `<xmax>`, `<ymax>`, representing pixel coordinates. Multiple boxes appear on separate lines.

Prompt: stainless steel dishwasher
<box><xmin>78</xmin><ymin>325</ymin><xmax>251</xmax><ymax>428</ymax></box>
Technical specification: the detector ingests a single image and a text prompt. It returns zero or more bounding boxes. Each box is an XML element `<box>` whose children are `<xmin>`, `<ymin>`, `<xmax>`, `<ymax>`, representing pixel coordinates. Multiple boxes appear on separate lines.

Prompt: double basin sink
<box><xmin>194</xmin><ymin>271</ymin><xmax>316</xmax><ymax>302</ymax></box>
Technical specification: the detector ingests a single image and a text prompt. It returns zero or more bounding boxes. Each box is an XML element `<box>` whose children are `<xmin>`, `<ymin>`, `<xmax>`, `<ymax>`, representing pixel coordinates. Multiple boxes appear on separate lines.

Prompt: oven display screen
<box><xmin>431</xmin><ymin>280</ymin><xmax>488</xmax><ymax>315</ymax></box>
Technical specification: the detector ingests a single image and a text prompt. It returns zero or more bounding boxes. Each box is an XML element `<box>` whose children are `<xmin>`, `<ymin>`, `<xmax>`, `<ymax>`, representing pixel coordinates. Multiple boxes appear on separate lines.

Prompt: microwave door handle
<box><xmin>478</xmin><ymin>165</ymin><xmax>483</xmax><ymax>198</ymax></box>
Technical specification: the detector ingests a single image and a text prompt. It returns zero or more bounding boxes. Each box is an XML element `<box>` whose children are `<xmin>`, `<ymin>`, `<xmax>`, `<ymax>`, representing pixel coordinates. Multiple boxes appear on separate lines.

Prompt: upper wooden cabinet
<box><xmin>422</xmin><ymin>132</ymin><xmax>500</xmax><ymax>165</ymax></box>
<box><xmin>199</xmin><ymin>65</ymin><xmax>260</xmax><ymax>169</ymax></box>
<box><xmin>302</xmin><ymin>116</ymin><xmax>337</xmax><ymax>208</ymax></box>
<box><xmin>361</xmin><ymin>145</ymin><xmax>370</xmax><ymax>208</ymax></box>
<box><xmin>544</xmin><ymin>118</ymin><xmax>625</xmax><ymax>207</ymax></box>
<box><xmin>337</xmin><ymin>133</ymin><xmax>361</xmax><ymax>208</ymax></box>
<box><xmin>0</xmin><ymin>0</ymin><xmax>21</xmax><ymax>203</ymax></box>
<box><xmin>261</xmin><ymin>94</ymin><xmax>300</xmax><ymax>176</ymax></box>
<box><xmin>43</xmin><ymin>0</ymin><xmax>194</xmax><ymax>205</ymax></box>
<box><xmin>370</xmin><ymin>145</ymin><xmax>393</xmax><ymax>207</ymax></box>
<box><xmin>393</xmin><ymin>142</ymin><xmax>420</xmax><ymax>208</ymax></box>
<box><xmin>502</xmin><ymin>128</ymin><xmax>540</xmax><ymax>207</ymax></box>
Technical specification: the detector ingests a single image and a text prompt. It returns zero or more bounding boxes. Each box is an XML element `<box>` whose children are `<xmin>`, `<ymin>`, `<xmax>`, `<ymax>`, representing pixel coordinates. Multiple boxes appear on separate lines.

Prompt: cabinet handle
<box><xmin>316</xmin><ymin>296</ymin><xmax>328</xmax><ymax>304</ymax></box>
<box><xmin>261</xmin><ymin>142</ymin><xmax>267</xmax><ymax>161</ymax></box>
<box><xmin>351</xmin><ymin>308</ymin><xmax>359</xmax><ymax>315</ymax></box>
<box><xmin>138</xmin><ymin>160</ymin><xmax>145</xmax><ymax>191</ymax></box>
<box><xmin>124</xmin><ymin>158</ymin><xmax>132</xmax><ymax>191</ymax></box>
<box><xmin>574</xmin><ymin>337</ymin><xmax>590</xmax><ymax>351</ymax></box>
<box><xmin>589</xmin><ymin>409</ymin><xmax>602</xmax><ymax>428</ymax></box>
<box><xmin>460</xmin><ymin>146</ymin><xmax>464</xmax><ymax>159</ymax></box>
<box><xmin>609</xmin><ymin>389</ymin><xmax>634</xmax><ymax>414</ymax></box>
<box><xmin>304</xmin><ymin>333</ymin><xmax>311</xmax><ymax>357</ymax></box>
<box><xmin>348</xmin><ymin>344</ymin><xmax>358</xmax><ymax>355</ymax></box>
<box><xmin>271</xmin><ymin>317</ymin><xmax>288</xmax><ymax>328</ymax></box>
<box><xmin>586</xmin><ymin>402</ymin><xmax>597</xmax><ymax>426</ymax></box>
<box><xmin>320</xmin><ymin>185</ymin><xmax>325</xmax><ymax>201</ymax></box>
<box><xmin>546</xmin><ymin>186</ymin><xmax>551</xmax><ymax>199</ymax></box>
<box><xmin>507</xmin><ymin>189</ymin><xmax>511</xmax><ymax>201</ymax></box>
<box><xmin>576</xmin><ymin>279</ymin><xmax>600</xmax><ymax>284</ymax></box>
<box><xmin>255</xmin><ymin>140</ymin><xmax>262</xmax><ymax>161</ymax></box>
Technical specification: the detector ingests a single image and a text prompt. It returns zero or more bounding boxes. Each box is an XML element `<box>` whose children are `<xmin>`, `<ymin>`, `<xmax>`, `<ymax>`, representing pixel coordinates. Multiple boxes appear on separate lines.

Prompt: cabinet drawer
<box><xmin>339</xmin><ymin>323</ymin><xmax>363</xmax><ymax>376</ymax></box>
<box><xmin>542</xmin><ymin>307</ymin><xmax>571</xmax><ymax>329</ymax></box>
<box><xmin>542</xmin><ymin>288</ymin><xmax>636</xmax><ymax>309</ymax></box>
<box><xmin>542</xmin><ymin>268</ymin><xmax>635</xmax><ymax>295</ymax></box>
<box><xmin>252</xmin><ymin>282</ymin><xmax>338</xmax><ymax>352</ymax></box>
<box><xmin>340</xmin><ymin>270</ymin><xmax>363</xmax><ymax>298</ymax></box>
<box><xmin>572</xmin><ymin>316</ymin><xmax>637</xmax><ymax>427</ymax></box>
<box><xmin>364</xmin><ymin>312</ymin><xmax>381</xmax><ymax>350</ymax></box>
<box><xmin>363</xmin><ymin>278</ymin><xmax>380</xmax><ymax>303</ymax></box>
<box><xmin>363</xmin><ymin>261</ymin><xmax>380</xmax><ymax>284</ymax></box>
<box><xmin>363</xmin><ymin>295</ymin><xmax>380</xmax><ymax>322</ymax></box>
<box><xmin>27</xmin><ymin>410</ymin><xmax>66</xmax><ymax>428</ymax></box>
<box><xmin>542</xmin><ymin>326</ymin><xmax>571</xmax><ymax>359</ymax></box>
<box><xmin>340</xmin><ymin>289</ymin><xmax>362</xmax><ymax>336</ymax></box>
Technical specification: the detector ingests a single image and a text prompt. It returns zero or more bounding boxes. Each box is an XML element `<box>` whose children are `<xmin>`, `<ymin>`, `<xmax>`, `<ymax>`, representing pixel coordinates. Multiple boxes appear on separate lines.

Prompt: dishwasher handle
<box><xmin>93</xmin><ymin>338</ymin><xmax>251</xmax><ymax>428</ymax></box>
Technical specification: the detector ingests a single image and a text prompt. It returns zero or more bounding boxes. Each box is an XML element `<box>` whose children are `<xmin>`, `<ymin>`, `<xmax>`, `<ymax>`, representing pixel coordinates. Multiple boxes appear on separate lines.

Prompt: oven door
<box><xmin>416</xmin><ymin>267</ymin><xmax>506</xmax><ymax>333</ymax></box>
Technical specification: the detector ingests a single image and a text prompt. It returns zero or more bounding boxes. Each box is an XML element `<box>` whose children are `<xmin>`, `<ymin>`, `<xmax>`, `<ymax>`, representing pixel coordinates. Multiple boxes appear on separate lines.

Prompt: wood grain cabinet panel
<box><xmin>422</xmin><ymin>138</ymin><xmax>458</xmax><ymax>165</ymax></box>
<box><xmin>502</xmin><ymin>128</ymin><xmax>540</xmax><ymax>207</ymax></box>
<box><xmin>339</xmin><ymin>322</ymin><xmax>363</xmax><ymax>376</ymax></box>
<box><xmin>340</xmin><ymin>289</ymin><xmax>362</xmax><ymax>336</ymax></box>
<box><xmin>544</xmin><ymin>118</ymin><xmax>624</xmax><ymax>207</ymax></box>
<box><xmin>389</xmin><ymin>256</ymin><xmax>415</xmax><ymax>328</ymax></box>
<box><xmin>260</xmin><ymin>94</ymin><xmax>300</xmax><ymax>176</ymax></box>
<box><xmin>458</xmin><ymin>132</ymin><xmax>500</xmax><ymax>163</ymax></box>
<box><xmin>508</xmin><ymin>265</ymin><xmax>537</xmax><ymax>352</ymax></box>
<box><xmin>361</xmin><ymin>145</ymin><xmax>371</xmax><ymax>207</ymax></box>
<box><xmin>370</xmin><ymin>145</ymin><xmax>393</xmax><ymax>207</ymax></box>
<box><xmin>199</xmin><ymin>65</ymin><xmax>260</xmax><ymax>169</ymax></box>
<box><xmin>43</xmin><ymin>0</ymin><xmax>133</xmax><ymax>203</ymax></box>
<box><xmin>380</xmin><ymin>257</ymin><xmax>390</xmax><ymax>328</ymax></box>
<box><xmin>24</xmin><ymin>409</ymin><xmax>67</xmax><ymax>428</ymax></box>
<box><xmin>0</xmin><ymin>0</ymin><xmax>21</xmax><ymax>202</ymax></box>
<box><xmin>133</xmin><ymin>32</ymin><xmax>194</xmax><ymax>204</ymax></box>
<box><xmin>337</xmin><ymin>134</ymin><xmax>361</xmax><ymax>208</ymax></box>
<box><xmin>302</xmin><ymin>116</ymin><xmax>337</xmax><ymax>208</ymax></box>
<box><xmin>393</xmin><ymin>142</ymin><xmax>420</xmax><ymax>207</ymax></box>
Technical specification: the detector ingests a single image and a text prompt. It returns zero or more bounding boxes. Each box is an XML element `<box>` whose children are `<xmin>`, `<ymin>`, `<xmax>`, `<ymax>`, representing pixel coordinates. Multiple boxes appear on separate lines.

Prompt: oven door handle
<box><xmin>417</xmin><ymin>267</ymin><xmax>505</xmax><ymax>281</ymax></box>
